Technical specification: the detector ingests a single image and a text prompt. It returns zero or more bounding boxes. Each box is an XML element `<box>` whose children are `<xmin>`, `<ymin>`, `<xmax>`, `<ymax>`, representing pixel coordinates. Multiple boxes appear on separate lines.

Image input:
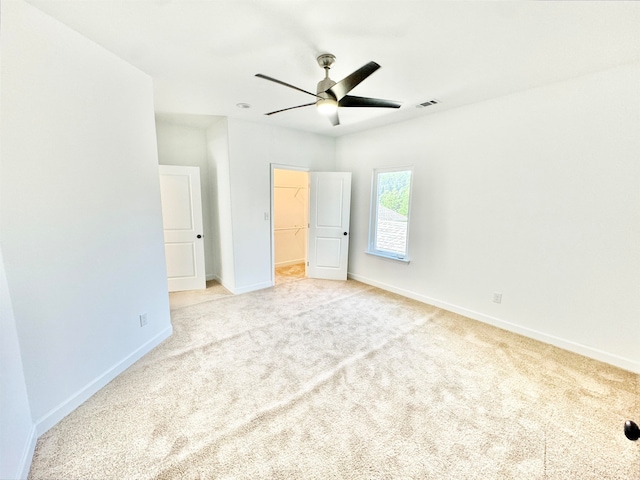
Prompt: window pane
<box><xmin>375</xmin><ymin>170</ymin><xmax>411</xmax><ymax>255</ymax></box>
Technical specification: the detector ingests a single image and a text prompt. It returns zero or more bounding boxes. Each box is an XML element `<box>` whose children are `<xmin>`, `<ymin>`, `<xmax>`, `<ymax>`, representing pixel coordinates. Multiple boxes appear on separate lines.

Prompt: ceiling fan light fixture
<box><xmin>316</xmin><ymin>97</ymin><xmax>338</xmax><ymax>116</ymax></box>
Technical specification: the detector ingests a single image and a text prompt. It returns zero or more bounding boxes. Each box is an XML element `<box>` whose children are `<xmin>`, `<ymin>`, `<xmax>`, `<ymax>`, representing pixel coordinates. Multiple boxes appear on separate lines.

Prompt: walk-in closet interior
<box><xmin>273</xmin><ymin>169</ymin><xmax>309</xmax><ymax>278</ymax></box>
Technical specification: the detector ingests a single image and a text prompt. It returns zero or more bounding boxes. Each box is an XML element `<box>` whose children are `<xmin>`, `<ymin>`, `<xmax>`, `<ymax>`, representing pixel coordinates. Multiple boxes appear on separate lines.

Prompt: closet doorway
<box><xmin>272</xmin><ymin>166</ymin><xmax>309</xmax><ymax>285</ymax></box>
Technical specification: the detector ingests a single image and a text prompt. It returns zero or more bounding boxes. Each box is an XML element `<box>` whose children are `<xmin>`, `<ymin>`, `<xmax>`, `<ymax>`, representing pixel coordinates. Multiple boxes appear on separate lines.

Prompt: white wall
<box><xmin>225</xmin><ymin>119</ymin><xmax>335</xmax><ymax>293</ymax></box>
<box><xmin>337</xmin><ymin>63</ymin><xmax>640</xmax><ymax>373</ymax></box>
<box><xmin>0</xmin><ymin>0</ymin><xmax>172</xmax><ymax>446</ymax></box>
<box><xmin>205</xmin><ymin>118</ymin><xmax>234</xmax><ymax>290</ymax></box>
<box><xmin>273</xmin><ymin>169</ymin><xmax>309</xmax><ymax>267</ymax></box>
<box><xmin>0</xmin><ymin>248</ymin><xmax>36</xmax><ymax>480</ymax></box>
<box><xmin>156</xmin><ymin>120</ymin><xmax>216</xmax><ymax>279</ymax></box>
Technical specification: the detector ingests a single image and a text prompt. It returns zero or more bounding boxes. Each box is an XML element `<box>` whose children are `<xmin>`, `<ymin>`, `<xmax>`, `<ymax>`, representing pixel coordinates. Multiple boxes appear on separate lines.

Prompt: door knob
<box><xmin>197</xmin><ymin>235</ymin><xmax>202</xmax><ymax>239</ymax></box>
<box><xmin>343</xmin><ymin>232</ymin><xmax>348</xmax><ymax>236</ymax></box>
<box><xmin>625</xmin><ymin>420</ymin><xmax>640</xmax><ymax>441</ymax></box>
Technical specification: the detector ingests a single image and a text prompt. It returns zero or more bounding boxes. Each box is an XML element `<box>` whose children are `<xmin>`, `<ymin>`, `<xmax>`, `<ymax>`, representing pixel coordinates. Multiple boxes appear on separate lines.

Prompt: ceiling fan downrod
<box><xmin>316</xmin><ymin>54</ymin><xmax>337</xmax><ymax>96</ymax></box>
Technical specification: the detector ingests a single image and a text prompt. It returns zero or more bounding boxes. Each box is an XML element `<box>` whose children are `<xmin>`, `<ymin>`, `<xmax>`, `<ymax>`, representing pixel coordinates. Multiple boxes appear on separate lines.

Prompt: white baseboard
<box><xmin>211</xmin><ymin>276</ymin><xmax>275</xmax><ymax>295</ymax></box>
<box><xmin>34</xmin><ymin>325</ymin><xmax>173</xmax><ymax>436</ymax></box>
<box><xmin>15</xmin><ymin>424</ymin><xmax>37</xmax><ymax>480</ymax></box>
<box><xmin>348</xmin><ymin>272</ymin><xmax>640</xmax><ymax>374</ymax></box>
<box><xmin>233</xmin><ymin>280</ymin><xmax>273</xmax><ymax>295</ymax></box>
<box><xmin>210</xmin><ymin>274</ymin><xmax>239</xmax><ymax>295</ymax></box>
<box><xmin>275</xmin><ymin>259</ymin><xmax>305</xmax><ymax>268</ymax></box>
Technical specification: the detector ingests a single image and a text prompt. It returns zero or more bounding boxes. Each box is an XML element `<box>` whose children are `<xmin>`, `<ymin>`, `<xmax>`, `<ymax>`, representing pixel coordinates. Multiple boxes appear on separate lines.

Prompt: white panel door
<box><xmin>307</xmin><ymin>172</ymin><xmax>352</xmax><ymax>280</ymax></box>
<box><xmin>159</xmin><ymin>165</ymin><xmax>206</xmax><ymax>292</ymax></box>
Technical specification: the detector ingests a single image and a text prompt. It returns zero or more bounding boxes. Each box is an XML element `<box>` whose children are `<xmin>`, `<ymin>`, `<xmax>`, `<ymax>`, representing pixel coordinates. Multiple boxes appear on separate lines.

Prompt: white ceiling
<box><xmin>24</xmin><ymin>0</ymin><xmax>640</xmax><ymax>137</ymax></box>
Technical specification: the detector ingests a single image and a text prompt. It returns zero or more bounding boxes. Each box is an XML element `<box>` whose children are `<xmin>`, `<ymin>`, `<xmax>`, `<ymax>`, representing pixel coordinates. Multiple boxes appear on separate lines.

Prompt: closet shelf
<box><xmin>274</xmin><ymin>185</ymin><xmax>307</xmax><ymax>198</ymax></box>
<box><xmin>274</xmin><ymin>225</ymin><xmax>306</xmax><ymax>235</ymax></box>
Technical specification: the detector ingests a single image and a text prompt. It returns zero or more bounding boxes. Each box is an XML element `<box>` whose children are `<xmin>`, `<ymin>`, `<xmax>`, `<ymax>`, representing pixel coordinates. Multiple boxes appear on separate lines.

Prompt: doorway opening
<box><xmin>272</xmin><ymin>167</ymin><xmax>309</xmax><ymax>285</ymax></box>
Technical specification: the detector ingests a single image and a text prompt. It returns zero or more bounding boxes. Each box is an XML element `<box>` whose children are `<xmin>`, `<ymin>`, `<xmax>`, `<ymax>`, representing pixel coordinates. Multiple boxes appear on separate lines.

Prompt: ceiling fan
<box><xmin>255</xmin><ymin>54</ymin><xmax>402</xmax><ymax>126</ymax></box>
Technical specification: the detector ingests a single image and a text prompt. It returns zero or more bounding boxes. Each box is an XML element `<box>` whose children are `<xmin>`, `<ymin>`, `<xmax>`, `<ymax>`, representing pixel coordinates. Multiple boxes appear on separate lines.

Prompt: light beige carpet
<box><xmin>28</xmin><ymin>278</ymin><xmax>639</xmax><ymax>479</ymax></box>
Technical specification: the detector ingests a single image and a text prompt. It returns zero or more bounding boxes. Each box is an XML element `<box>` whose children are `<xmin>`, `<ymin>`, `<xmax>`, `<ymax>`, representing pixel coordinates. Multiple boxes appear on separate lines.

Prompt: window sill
<box><xmin>365</xmin><ymin>250</ymin><xmax>411</xmax><ymax>264</ymax></box>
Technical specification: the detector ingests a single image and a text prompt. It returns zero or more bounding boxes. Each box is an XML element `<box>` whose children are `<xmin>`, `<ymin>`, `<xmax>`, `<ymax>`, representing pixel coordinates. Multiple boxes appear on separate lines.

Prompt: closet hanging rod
<box><xmin>274</xmin><ymin>185</ymin><xmax>307</xmax><ymax>189</ymax></box>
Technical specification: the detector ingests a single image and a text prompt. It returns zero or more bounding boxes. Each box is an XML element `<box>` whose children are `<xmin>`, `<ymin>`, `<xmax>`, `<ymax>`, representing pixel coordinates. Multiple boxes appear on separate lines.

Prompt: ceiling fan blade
<box><xmin>255</xmin><ymin>74</ymin><xmax>321</xmax><ymax>99</ymax></box>
<box><xmin>339</xmin><ymin>95</ymin><xmax>402</xmax><ymax>109</ymax></box>
<box><xmin>327</xmin><ymin>61</ymin><xmax>380</xmax><ymax>100</ymax></box>
<box><xmin>328</xmin><ymin>110</ymin><xmax>340</xmax><ymax>126</ymax></box>
<box><xmin>264</xmin><ymin>102</ymin><xmax>316</xmax><ymax>116</ymax></box>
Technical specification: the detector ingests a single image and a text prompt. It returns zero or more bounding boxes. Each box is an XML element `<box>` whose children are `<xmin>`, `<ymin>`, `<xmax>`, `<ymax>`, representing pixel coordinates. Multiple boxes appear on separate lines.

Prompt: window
<box><xmin>368</xmin><ymin>167</ymin><xmax>413</xmax><ymax>261</ymax></box>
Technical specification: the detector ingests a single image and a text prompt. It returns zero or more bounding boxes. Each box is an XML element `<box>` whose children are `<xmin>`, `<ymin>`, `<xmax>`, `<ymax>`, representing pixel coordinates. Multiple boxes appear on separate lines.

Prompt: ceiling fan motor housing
<box><xmin>317</xmin><ymin>77</ymin><xmax>336</xmax><ymax>99</ymax></box>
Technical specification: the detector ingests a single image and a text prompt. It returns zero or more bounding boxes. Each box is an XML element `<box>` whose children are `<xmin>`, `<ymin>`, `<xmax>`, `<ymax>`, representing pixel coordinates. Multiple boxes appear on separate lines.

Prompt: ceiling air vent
<box><xmin>417</xmin><ymin>99</ymin><xmax>440</xmax><ymax>108</ymax></box>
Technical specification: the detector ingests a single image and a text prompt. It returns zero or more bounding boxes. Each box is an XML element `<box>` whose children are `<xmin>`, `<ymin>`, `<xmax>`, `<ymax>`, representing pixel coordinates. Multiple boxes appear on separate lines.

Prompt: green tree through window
<box><xmin>378</xmin><ymin>171</ymin><xmax>411</xmax><ymax>217</ymax></box>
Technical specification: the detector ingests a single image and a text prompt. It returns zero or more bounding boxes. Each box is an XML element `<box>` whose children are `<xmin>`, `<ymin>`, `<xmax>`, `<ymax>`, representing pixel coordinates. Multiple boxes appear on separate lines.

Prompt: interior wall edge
<box><xmin>348</xmin><ymin>272</ymin><xmax>640</xmax><ymax>375</ymax></box>
<box><xmin>33</xmin><ymin>326</ymin><xmax>173</xmax><ymax>437</ymax></box>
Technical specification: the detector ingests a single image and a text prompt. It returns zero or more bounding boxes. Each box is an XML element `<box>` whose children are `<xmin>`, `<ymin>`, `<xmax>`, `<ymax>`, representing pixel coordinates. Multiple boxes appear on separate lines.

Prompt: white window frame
<box><xmin>367</xmin><ymin>166</ymin><xmax>414</xmax><ymax>263</ymax></box>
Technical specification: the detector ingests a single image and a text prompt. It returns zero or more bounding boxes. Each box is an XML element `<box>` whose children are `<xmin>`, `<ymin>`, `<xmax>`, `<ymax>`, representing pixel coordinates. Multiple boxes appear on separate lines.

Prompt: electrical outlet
<box><xmin>139</xmin><ymin>313</ymin><xmax>148</xmax><ymax>327</ymax></box>
<box><xmin>493</xmin><ymin>292</ymin><xmax>502</xmax><ymax>304</ymax></box>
